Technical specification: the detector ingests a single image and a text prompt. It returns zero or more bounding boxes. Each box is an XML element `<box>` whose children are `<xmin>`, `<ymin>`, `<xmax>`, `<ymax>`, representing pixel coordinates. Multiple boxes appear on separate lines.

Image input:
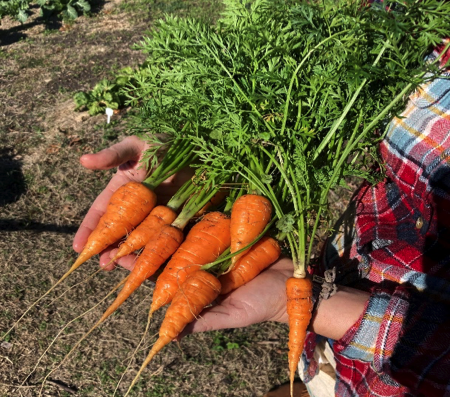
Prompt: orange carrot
<box><xmin>99</xmin><ymin>224</ymin><xmax>184</xmax><ymax>323</ymax></box>
<box><xmin>74</xmin><ymin>181</ymin><xmax>157</xmax><ymax>272</ymax></box>
<box><xmin>286</xmin><ymin>277</ymin><xmax>313</xmax><ymax>397</ymax></box>
<box><xmin>150</xmin><ymin>211</ymin><xmax>230</xmax><ymax>314</ymax></box>
<box><xmin>2</xmin><ymin>181</ymin><xmax>156</xmax><ymax>339</ymax></box>
<box><xmin>219</xmin><ymin>236</ymin><xmax>281</xmax><ymax>295</ymax></box>
<box><xmin>230</xmin><ymin>194</ymin><xmax>272</xmax><ymax>266</ymax></box>
<box><xmin>110</xmin><ymin>205</ymin><xmax>177</xmax><ymax>263</ymax></box>
<box><xmin>125</xmin><ymin>270</ymin><xmax>221</xmax><ymax>395</ymax></box>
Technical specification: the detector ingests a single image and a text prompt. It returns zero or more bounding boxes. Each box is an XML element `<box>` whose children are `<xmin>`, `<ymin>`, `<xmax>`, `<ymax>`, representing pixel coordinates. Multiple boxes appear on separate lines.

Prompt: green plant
<box><xmin>73</xmin><ymin>68</ymin><xmax>134</xmax><ymax>115</ymax></box>
<box><xmin>212</xmin><ymin>332</ymin><xmax>245</xmax><ymax>351</ymax></box>
<box><xmin>0</xmin><ymin>0</ymin><xmax>91</xmax><ymax>24</ymax></box>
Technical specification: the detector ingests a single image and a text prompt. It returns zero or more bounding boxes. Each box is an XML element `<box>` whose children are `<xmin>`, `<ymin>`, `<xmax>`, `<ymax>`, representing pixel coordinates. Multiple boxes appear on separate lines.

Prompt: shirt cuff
<box><xmin>334</xmin><ymin>288</ymin><xmax>404</xmax><ymax>366</ymax></box>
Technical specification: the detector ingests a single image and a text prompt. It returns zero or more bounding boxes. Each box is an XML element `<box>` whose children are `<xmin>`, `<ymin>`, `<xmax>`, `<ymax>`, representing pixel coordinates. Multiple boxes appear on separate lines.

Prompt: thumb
<box><xmin>80</xmin><ymin>136</ymin><xmax>147</xmax><ymax>170</ymax></box>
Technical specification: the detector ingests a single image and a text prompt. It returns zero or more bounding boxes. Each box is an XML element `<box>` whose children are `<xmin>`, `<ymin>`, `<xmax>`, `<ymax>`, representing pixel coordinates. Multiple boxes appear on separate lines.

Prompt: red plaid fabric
<box><xmin>302</xmin><ymin>43</ymin><xmax>450</xmax><ymax>396</ymax></box>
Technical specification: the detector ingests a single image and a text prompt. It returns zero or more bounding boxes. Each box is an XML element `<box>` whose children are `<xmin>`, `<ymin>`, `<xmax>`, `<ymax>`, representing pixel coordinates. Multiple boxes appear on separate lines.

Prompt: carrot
<box><xmin>286</xmin><ymin>277</ymin><xmax>313</xmax><ymax>397</ymax></box>
<box><xmin>230</xmin><ymin>194</ymin><xmax>272</xmax><ymax>266</ymax></box>
<box><xmin>110</xmin><ymin>205</ymin><xmax>177</xmax><ymax>263</ymax></box>
<box><xmin>2</xmin><ymin>181</ymin><xmax>156</xmax><ymax>339</ymax></box>
<box><xmin>150</xmin><ymin>211</ymin><xmax>230</xmax><ymax>314</ymax></box>
<box><xmin>73</xmin><ymin>181</ymin><xmax>157</xmax><ymax>274</ymax></box>
<box><xmin>219</xmin><ymin>236</ymin><xmax>281</xmax><ymax>295</ymax></box>
<box><xmin>125</xmin><ymin>270</ymin><xmax>221</xmax><ymax>396</ymax></box>
<box><xmin>98</xmin><ymin>224</ymin><xmax>184</xmax><ymax>323</ymax></box>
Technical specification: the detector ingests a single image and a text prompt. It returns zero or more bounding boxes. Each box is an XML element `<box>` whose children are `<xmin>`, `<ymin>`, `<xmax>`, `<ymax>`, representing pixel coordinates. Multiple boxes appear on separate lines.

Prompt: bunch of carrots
<box><xmin>84</xmin><ymin>179</ymin><xmax>308</xmax><ymax>396</ymax></box>
<box><xmin>70</xmin><ymin>181</ymin><xmax>303</xmax><ymax>396</ymax></box>
<box><xmin>4</xmin><ymin>143</ymin><xmax>309</xmax><ymax>395</ymax></box>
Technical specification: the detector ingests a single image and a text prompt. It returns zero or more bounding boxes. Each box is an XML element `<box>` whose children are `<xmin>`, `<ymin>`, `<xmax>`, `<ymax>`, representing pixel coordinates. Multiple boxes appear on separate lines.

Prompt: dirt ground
<box><xmin>0</xmin><ymin>2</ymin><xmax>304</xmax><ymax>396</ymax></box>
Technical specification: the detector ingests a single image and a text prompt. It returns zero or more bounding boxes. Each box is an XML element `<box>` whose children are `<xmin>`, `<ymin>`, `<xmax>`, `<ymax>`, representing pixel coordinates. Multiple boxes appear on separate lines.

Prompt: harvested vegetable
<box><xmin>98</xmin><ymin>224</ymin><xmax>184</xmax><ymax>323</ymax></box>
<box><xmin>286</xmin><ymin>277</ymin><xmax>313</xmax><ymax>396</ymax></box>
<box><xmin>109</xmin><ymin>205</ymin><xmax>177</xmax><ymax>264</ymax></box>
<box><xmin>150</xmin><ymin>211</ymin><xmax>231</xmax><ymax>314</ymax></box>
<box><xmin>219</xmin><ymin>236</ymin><xmax>281</xmax><ymax>295</ymax></box>
<box><xmin>230</xmin><ymin>194</ymin><xmax>273</xmax><ymax>266</ymax></box>
<box><xmin>126</xmin><ymin>270</ymin><xmax>221</xmax><ymax>396</ymax></box>
<box><xmin>72</xmin><ymin>181</ymin><xmax>157</xmax><ymax>272</ymax></box>
<box><xmin>97</xmin><ymin>181</ymin><xmax>225</xmax><ymax>323</ymax></box>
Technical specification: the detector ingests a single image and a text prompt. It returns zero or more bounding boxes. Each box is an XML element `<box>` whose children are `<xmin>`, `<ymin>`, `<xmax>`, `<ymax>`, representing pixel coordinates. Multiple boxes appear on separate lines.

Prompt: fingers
<box><xmin>100</xmin><ymin>248</ymin><xmax>138</xmax><ymax>272</ymax></box>
<box><xmin>178</xmin><ymin>298</ymin><xmax>256</xmax><ymax>339</ymax></box>
<box><xmin>80</xmin><ymin>136</ymin><xmax>148</xmax><ymax>171</ymax></box>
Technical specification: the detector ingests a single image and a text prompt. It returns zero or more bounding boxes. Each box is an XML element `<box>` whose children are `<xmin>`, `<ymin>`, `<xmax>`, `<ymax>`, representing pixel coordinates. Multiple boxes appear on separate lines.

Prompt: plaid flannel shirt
<box><xmin>301</xmin><ymin>42</ymin><xmax>450</xmax><ymax>396</ymax></box>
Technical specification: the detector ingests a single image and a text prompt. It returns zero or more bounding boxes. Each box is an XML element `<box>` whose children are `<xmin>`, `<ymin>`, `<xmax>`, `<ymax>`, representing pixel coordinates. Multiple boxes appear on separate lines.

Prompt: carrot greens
<box><xmin>123</xmin><ymin>0</ymin><xmax>450</xmax><ymax>276</ymax></box>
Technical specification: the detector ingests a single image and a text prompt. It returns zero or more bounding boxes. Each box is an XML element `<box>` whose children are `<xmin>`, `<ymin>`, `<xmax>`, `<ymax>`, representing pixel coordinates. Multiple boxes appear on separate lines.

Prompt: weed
<box><xmin>39</xmin><ymin>321</ymin><xmax>48</xmax><ymax>332</ymax></box>
<box><xmin>212</xmin><ymin>331</ymin><xmax>246</xmax><ymax>352</ymax></box>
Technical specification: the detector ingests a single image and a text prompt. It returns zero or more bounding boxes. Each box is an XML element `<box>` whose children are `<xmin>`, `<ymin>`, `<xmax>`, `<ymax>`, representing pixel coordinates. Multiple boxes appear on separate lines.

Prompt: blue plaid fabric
<box><xmin>302</xmin><ymin>42</ymin><xmax>450</xmax><ymax>396</ymax></box>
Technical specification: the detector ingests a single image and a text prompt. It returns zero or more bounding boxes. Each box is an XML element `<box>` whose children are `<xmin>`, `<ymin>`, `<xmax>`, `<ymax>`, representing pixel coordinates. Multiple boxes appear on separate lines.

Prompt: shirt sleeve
<box><xmin>334</xmin><ymin>280</ymin><xmax>450</xmax><ymax>395</ymax></box>
<box><xmin>325</xmin><ymin>42</ymin><xmax>450</xmax><ymax>396</ymax></box>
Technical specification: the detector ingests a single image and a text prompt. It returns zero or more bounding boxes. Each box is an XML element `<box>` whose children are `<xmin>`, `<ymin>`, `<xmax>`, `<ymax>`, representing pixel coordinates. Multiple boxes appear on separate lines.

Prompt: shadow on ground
<box><xmin>0</xmin><ymin>149</ymin><xmax>78</xmax><ymax>233</ymax></box>
<box><xmin>0</xmin><ymin>149</ymin><xmax>26</xmax><ymax>207</ymax></box>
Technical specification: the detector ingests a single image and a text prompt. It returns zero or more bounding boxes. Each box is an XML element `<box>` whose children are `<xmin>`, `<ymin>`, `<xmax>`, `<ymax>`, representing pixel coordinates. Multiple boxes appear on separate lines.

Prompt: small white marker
<box><xmin>105</xmin><ymin>107</ymin><xmax>114</xmax><ymax>124</ymax></box>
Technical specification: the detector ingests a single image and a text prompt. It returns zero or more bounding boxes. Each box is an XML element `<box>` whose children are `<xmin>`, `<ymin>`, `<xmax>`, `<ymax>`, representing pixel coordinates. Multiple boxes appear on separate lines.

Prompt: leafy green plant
<box><xmin>74</xmin><ymin>0</ymin><xmax>450</xmax><ymax>273</ymax></box>
<box><xmin>121</xmin><ymin>0</ymin><xmax>450</xmax><ymax>275</ymax></box>
<box><xmin>0</xmin><ymin>0</ymin><xmax>91</xmax><ymax>24</ymax></box>
<box><xmin>73</xmin><ymin>68</ymin><xmax>134</xmax><ymax>115</ymax></box>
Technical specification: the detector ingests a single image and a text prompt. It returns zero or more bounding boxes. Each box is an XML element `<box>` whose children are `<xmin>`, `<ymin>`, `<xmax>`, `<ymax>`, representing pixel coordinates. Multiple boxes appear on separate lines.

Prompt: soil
<box><xmin>0</xmin><ymin>2</ymin><xmax>302</xmax><ymax>396</ymax></box>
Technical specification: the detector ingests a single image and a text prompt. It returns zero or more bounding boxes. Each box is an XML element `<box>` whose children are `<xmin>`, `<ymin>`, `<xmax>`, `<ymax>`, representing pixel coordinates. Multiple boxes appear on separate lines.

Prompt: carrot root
<box><xmin>125</xmin><ymin>270</ymin><xmax>221</xmax><ymax>396</ymax></box>
<box><xmin>150</xmin><ymin>211</ymin><xmax>231</xmax><ymax>314</ymax></box>
<box><xmin>99</xmin><ymin>224</ymin><xmax>184</xmax><ymax>323</ymax></box>
<box><xmin>219</xmin><ymin>236</ymin><xmax>281</xmax><ymax>295</ymax></box>
<box><xmin>286</xmin><ymin>277</ymin><xmax>313</xmax><ymax>397</ymax></box>
<box><xmin>230</xmin><ymin>194</ymin><xmax>272</xmax><ymax>266</ymax></box>
<box><xmin>111</xmin><ymin>205</ymin><xmax>177</xmax><ymax>263</ymax></box>
<box><xmin>75</xmin><ymin>181</ymin><xmax>157</xmax><ymax>270</ymax></box>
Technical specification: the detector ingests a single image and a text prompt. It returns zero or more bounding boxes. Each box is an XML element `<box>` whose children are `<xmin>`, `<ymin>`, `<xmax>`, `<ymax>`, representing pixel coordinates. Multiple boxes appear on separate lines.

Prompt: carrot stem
<box><xmin>171</xmin><ymin>177</ymin><xmax>228</xmax><ymax>230</ymax></box>
<box><xmin>144</xmin><ymin>139</ymin><xmax>197</xmax><ymax>189</ymax></box>
<box><xmin>166</xmin><ymin>178</ymin><xmax>197</xmax><ymax>211</ymax></box>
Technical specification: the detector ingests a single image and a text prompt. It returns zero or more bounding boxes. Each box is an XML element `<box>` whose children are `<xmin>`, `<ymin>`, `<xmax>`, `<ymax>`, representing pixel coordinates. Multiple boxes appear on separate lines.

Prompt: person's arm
<box><xmin>309</xmin><ymin>286</ymin><xmax>369</xmax><ymax>340</ymax></box>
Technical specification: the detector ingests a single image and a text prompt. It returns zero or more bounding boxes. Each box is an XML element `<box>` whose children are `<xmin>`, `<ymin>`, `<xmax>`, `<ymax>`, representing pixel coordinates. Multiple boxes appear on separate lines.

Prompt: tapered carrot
<box><xmin>150</xmin><ymin>211</ymin><xmax>230</xmax><ymax>314</ymax></box>
<box><xmin>125</xmin><ymin>270</ymin><xmax>221</xmax><ymax>396</ymax></box>
<box><xmin>74</xmin><ymin>181</ymin><xmax>157</xmax><ymax>273</ymax></box>
<box><xmin>219</xmin><ymin>236</ymin><xmax>281</xmax><ymax>295</ymax></box>
<box><xmin>99</xmin><ymin>224</ymin><xmax>184</xmax><ymax>323</ymax></box>
<box><xmin>286</xmin><ymin>277</ymin><xmax>313</xmax><ymax>397</ymax></box>
<box><xmin>110</xmin><ymin>205</ymin><xmax>177</xmax><ymax>263</ymax></box>
<box><xmin>2</xmin><ymin>181</ymin><xmax>156</xmax><ymax>339</ymax></box>
<box><xmin>230</xmin><ymin>194</ymin><xmax>272</xmax><ymax>266</ymax></box>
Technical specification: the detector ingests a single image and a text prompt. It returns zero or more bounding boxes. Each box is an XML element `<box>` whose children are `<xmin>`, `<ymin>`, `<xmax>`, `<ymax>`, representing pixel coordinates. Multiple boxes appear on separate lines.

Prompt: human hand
<box><xmin>178</xmin><ymin>258</ymin><xmax>371</xmax><ymax>340</ymax></box>
<box><xmin>72</xmin><ymin>136</ymin><xmax>192</xmax><ymax>271</ymax></box>
<box><xmin>178</xmin><ymin>258</ymin><xmax>293</xmax><ymax>338</ymax></box>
